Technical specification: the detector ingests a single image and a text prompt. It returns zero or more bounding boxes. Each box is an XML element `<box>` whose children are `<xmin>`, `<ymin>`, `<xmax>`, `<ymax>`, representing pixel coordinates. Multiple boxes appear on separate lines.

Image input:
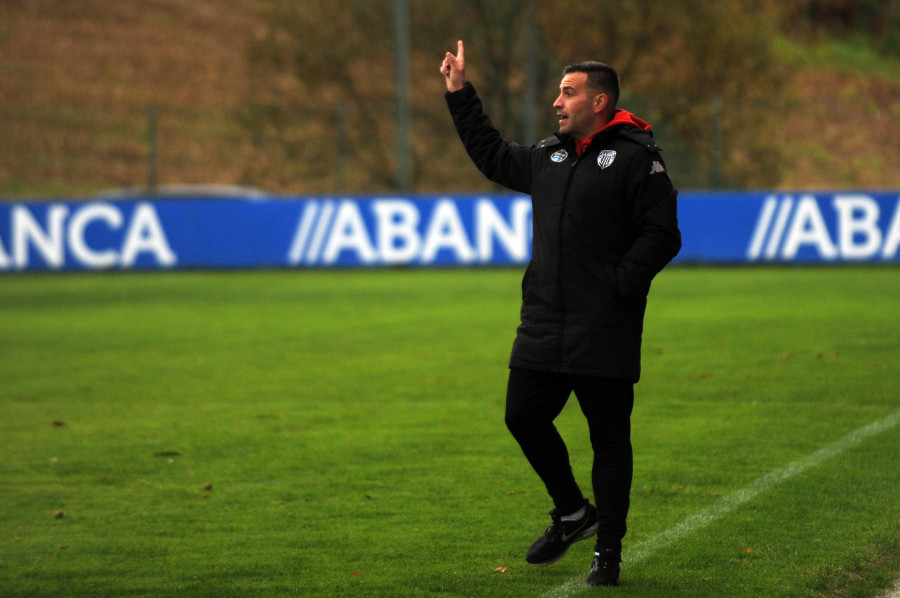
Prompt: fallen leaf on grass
<box><xmin>52</xmin><ymin>421</ymin><xmax>66</xmax><ymax>427</ymax></box>
<box><xmin>59</xmin><ymin>545</ymin><xmax>69</xmax><ymax>550</ymax></box>
<box><xmin>202</xmin><ymin>483</ymin><xmax>213</xmax><ymax>491</ymax></box>
<box><xmin>742</xmin><ymin>547</ymin><xmax>755</xmax><ymax>553</ymax></box>
<box><xmin>493</xmin><ymin>566</ymin><xmax>508</xmax><ymax>573</ymax></box>
<box><xmin>53</xmin><ymin>510</ymin><xmax>65</xmax><ymax>519</ymax></box>
<box><xmin>349</xmin><ymin>572</ymin><xmax>363</xmax><ymax>577</ymax></box>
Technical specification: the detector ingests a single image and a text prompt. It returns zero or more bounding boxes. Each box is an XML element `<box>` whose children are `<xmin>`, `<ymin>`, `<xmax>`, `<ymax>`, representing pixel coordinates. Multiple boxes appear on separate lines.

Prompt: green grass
<box><xmin>1</xmin><ymin>267</ymin><xmax>899</xmax><ymax>597</ymax></box>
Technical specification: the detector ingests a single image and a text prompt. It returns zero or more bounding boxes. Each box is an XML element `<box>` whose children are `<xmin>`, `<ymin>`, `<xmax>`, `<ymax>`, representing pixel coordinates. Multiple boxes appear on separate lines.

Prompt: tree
<box><xmin>241</xmin><ymin>0</ymin><xmax>398</xmax><ymax>192</ymax></box>
<box><xmin>539</xmin><ymin>0</ymin><xmax>791</xmax><ymax>188</ymax></box>
<box><xmin>242</xmin><ymin>0</ymin><xmax>793</xmax><ymax>193</ymax></box>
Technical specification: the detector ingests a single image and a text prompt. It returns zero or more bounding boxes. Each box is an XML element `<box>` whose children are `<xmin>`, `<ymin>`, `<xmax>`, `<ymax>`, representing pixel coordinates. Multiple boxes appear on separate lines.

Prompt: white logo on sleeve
<box><xmin>650</xmin><ymin>160</ymin><xmax>666</xmax><ymax>174</ymax></box>
<box><xmin>550</xmin><ymin>149</ymin><xmax>568</xmax><ymax>163</ymax></box>
<box><xmin>597</xmin><ymin>150</ymin><xmax>617</xmax><ymax>169</ymax></box>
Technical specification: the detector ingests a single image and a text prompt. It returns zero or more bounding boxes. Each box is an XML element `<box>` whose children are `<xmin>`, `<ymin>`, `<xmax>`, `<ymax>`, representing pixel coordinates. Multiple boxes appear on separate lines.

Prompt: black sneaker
<box><xmin>585</xmin><ymin>546</ymin><xmax>621</xmax><ymax>587</ymax></box>
<box><xmin>525</xmin><ymin>501</ymin><xmax>598</xmax><ymax>566</ymax></box>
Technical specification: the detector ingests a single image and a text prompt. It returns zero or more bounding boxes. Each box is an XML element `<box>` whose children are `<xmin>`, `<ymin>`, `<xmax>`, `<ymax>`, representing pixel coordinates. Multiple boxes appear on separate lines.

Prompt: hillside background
<box><xmin>1</xmin><ymin>0</ymin><xmax>899</xmax><ymax>198</ymax></box>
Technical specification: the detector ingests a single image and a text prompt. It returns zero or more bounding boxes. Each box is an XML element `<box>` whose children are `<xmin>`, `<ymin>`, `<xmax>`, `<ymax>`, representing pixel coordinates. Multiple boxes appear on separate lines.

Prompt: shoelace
<box><xmin>544</xmin><ymin>519</ymin><xmax>564</xmax><ymax>540</ymax></box>
<box><xmin>591</xmin><ymin>549</ymin><xmax>621</xmax><ymax>571</ymax></box>
<box><xmin>591</xmin><ymin>557</ymin><xmax>615</xmax><ymax>572</ymax></box>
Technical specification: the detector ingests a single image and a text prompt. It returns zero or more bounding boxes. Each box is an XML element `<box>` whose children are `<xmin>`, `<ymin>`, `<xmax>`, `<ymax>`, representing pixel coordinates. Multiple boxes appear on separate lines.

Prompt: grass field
<box><xmin>1</xmin><ymin>267</ymin><xmax>899</xmax><ymax>597</ymax></box>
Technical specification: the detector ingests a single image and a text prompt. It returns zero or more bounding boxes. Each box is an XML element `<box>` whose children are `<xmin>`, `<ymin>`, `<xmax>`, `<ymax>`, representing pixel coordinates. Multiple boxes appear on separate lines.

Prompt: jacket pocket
<box><xmin>602</xmin><ymin>264</ymin><xmax>621</xmax><ymax>301</ymax></box>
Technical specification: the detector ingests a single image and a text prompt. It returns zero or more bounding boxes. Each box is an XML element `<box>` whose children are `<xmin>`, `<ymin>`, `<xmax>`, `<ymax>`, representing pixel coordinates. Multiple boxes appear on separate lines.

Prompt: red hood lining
<box><xmin>574</xmin><ymin>109</ymin><xmax>651</xmax><ymax>156</ymax></box>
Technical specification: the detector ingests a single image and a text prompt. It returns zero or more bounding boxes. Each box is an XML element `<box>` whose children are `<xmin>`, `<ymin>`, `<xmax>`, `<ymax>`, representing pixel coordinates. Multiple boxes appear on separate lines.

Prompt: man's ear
<box><xmin>593</xmin><ymin>93</ymin><xmax>608</xmax><ymax>114</ymax></box>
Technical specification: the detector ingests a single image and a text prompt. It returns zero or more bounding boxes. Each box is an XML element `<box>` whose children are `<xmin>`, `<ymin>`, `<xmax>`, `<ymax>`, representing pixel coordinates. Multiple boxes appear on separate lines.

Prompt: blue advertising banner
<box><xmin>1</xmin><ymin>191</ymin><xmax>899</xmax><ymax>271</ymax></box>
<box><xmin>678</xmin><ymin>191</ymin><xmax>900</xmax><ymax>263</ymax></box>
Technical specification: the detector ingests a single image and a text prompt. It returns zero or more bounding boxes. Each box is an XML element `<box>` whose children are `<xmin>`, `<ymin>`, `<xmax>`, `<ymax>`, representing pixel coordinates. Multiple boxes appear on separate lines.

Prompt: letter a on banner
<box><xmin>321</xmin><ymin>202</ymin><xmax>377</xmax><ymax>264</ymax></box>
<box><xmin>421</xmin><ymin>200</ymin><xmax>476</xmax><ymax>263</ymax></box>
<box><xmin>780</xmin><ymin>196</ymin><xmax>838</xmax><ymax>260</ymax></box>
<box><xmin>120</xmin><ymin>203</ymin><xmax>177</xmax><ymax>267</ymax></box>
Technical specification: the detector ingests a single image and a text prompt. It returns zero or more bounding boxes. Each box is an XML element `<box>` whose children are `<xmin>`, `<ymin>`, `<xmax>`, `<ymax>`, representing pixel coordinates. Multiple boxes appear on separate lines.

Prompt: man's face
<box><xmin>553</xmin><ymin>72</ymin><xmax>599</xmax><ymax>139</ymax></box>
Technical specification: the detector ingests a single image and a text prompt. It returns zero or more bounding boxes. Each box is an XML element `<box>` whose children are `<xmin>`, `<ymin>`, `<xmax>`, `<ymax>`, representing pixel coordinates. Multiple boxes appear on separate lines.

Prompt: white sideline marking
<box><xmin>885</xmin><ymin>578</ymin><xmax>900</xmax><ymax>598</ymax></box>
<box><xmin>541</xmin><ymin>408</ymin><xmax>900</xmax><ymax>598</ymax></box>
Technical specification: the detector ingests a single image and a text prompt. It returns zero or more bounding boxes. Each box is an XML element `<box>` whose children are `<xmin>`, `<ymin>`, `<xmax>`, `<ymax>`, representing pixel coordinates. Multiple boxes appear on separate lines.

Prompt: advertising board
<box><xmin>2</xmin><ymin>192</ymin><xmax>899</xmax><ymax>271</ymax></box>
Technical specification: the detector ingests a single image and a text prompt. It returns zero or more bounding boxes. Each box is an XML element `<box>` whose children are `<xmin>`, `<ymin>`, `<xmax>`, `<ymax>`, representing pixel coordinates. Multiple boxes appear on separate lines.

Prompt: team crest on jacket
<box><xmin>597</xmin><ymin>150</ymin><xmax>617</xmax><ymax>169</ymax></box>
<box><xmin>550</xmin><ymin>149</ymin><xmax>568</xmax><ymax>163</ymax></box>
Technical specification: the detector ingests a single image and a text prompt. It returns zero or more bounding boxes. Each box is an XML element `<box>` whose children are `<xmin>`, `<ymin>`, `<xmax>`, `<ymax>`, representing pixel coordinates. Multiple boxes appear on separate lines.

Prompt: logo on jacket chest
<box><xmin>597</xmin><ymin>150</ymin><xmax>617</xmax><ymax>169</ymax></box>
<box><xmin>550</xmin><ymin>149</ymin><xmax>568</xmax><ymax>163</ymax></box>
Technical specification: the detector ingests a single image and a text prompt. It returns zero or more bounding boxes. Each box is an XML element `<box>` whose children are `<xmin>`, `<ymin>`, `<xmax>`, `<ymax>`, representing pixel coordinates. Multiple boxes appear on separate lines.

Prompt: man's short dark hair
<box><xmin>564</xmin><ymin>62</ymin><xmax>620</xmax><ymax>107</ymax></box>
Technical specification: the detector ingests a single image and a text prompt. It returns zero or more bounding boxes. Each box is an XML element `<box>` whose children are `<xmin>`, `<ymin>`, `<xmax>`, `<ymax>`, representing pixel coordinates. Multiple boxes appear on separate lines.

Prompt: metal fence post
<box><xmin>147</xmin><ymin>104</ymin><xmax>159</xmax><ymax>193</ymax></box>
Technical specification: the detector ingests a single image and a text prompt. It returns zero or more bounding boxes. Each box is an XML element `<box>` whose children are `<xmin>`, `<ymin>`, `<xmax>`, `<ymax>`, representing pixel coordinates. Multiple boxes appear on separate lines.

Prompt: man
<box><xmin>441</xmin><ymin>41</ymin><xmax>681</xmax><ymax>587</ymax></box>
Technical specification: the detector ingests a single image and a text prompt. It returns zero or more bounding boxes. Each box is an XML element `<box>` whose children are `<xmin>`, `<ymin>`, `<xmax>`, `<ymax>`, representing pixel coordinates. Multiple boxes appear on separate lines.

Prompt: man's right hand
<box><xmin>440</xmin><ymin>40</ymin><xmax>466</xmax><ymax>93</ymax></box>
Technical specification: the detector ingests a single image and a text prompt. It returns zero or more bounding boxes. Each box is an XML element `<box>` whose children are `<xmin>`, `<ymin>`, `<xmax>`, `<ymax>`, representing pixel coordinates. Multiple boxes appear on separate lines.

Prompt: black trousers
<box><xmin>505</xmin><ymin>367</ymin><xmax>634</xmax><ymax>550</ymax></box>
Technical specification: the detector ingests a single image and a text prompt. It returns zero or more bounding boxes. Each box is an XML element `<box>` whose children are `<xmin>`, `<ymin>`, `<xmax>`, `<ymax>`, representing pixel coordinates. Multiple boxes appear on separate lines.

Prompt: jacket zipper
<box><xmin>555</xmin><ymin>156</ymin><xmax>579</xmax><ymax>366</ymax></box>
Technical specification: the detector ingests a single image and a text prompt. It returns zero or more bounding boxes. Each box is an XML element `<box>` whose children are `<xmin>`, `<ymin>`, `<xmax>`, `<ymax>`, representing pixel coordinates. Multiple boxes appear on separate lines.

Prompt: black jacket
<box><xmin>446</xmin><ymin>82</ymin><xmax>681</xmax><ymax>381</ymax></box>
